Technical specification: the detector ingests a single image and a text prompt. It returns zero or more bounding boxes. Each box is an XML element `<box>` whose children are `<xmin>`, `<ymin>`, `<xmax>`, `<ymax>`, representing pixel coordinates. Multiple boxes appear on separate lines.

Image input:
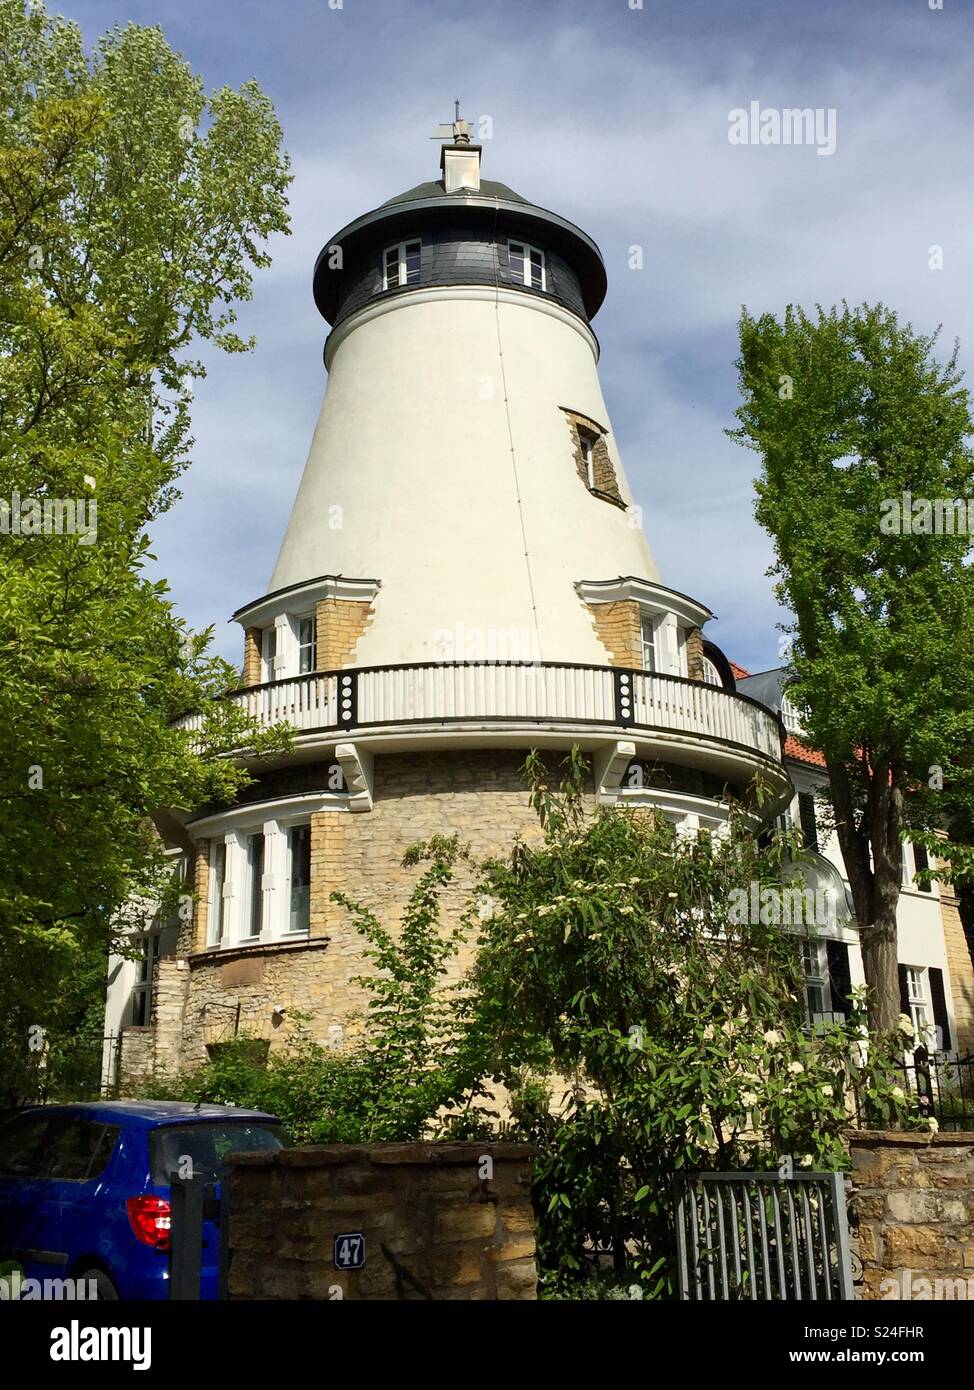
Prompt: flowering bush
<box><xmin>469</xmin><ymin>751</ymin><xmax>919</xmax><ymax>1295</ymax></box>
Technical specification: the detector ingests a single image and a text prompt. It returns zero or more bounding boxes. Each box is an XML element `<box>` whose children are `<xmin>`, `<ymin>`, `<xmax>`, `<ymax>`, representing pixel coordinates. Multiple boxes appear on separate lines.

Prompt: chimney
<box><xmin>441</xmin><ymin>135</ymin><xmax>481</xmax><ymax>194</ymax></box>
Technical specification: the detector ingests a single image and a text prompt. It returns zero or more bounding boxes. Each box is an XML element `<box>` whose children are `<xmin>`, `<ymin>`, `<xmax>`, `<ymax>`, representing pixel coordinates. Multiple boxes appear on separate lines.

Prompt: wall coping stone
<box><xmin>187</xmin><ymin>937</ymin><xmax>331</xmax><ymax>970</ymax></box>
<box><xmin>850</xmin><ymin>1129</ymin><xmax>974</xmax><ymax>1148</ymax></box>
<box><xmin>227</xmin><ymin>1141</ymin><xmax>538</xmax><ymax>1169</ymax></box>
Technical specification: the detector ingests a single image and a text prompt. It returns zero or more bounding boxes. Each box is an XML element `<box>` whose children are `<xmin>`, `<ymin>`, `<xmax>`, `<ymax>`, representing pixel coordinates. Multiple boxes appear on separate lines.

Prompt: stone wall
<box><xmin>937</xmin><ymin>874</ymin><xmax>974</xmax><ymax>1054</ymax></box>
<box><xmin>315</xmin><ymin>597</ymin><xmax>375</xmax><ymax>669</ymax></box>
<box><xmin>117</xmin><ymin>1026</ymin><xmax>155</xmax><ymax>1091</ymax></box>
<box><xmin>242</xmin><ymin>627</ymin><xmax>262</xmax><ymax>686</ymax></box>
<box><xmin>584</xmin><ymin>598</ymin><xmax>642</xmax><ymax>668</ymax></box>
<box><xmin>159</xmin><ymin>750</ymin><xmax>570</xmax><ymax>1074</ymax></box>
<box><xmin>685</xmin><ymin>626</ymin><xmax>705</xmax><ymax>682</ymax></box>
<box><xmin>850</xmin><ymin>1130</ymin><xmax>974</xmax><ymax>1298</ymax></box>
<box><xmin>561</xmin><ymin>408</ymin><xmax>625</xmax><ymax>507</ymax></box>
<box><xmin>226</xmin><ymin>1142</ymin><xmax>538</xmax><ymax>1300</ymax></box>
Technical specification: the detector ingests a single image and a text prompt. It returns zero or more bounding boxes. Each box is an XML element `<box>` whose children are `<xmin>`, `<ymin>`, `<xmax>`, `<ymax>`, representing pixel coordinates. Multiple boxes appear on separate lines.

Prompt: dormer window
<box><xmin>562</xmin><ymin>409</ymin><xmax>625</xmax><ymax>507</ymax></box>
<box><xmin>383</xmin><ymin>239</ymin><xmax>421</xmax><ymax>289</ymax></box>
<box><xmin>508</xmin><ymin>240</ymin><xmax>545</xmax><ymax>291</ymax></box>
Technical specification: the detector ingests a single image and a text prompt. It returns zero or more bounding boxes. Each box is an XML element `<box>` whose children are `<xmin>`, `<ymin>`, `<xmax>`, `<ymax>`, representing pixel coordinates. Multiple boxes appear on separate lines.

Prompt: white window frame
<box><xmin>296</xmin><ymin>613</ymin><xmax>317</xmax><ymax>675</ymax></box>
<box><xmin>205</xmin><ymin>817</ymin><xmax>313</xmax><ymax>949</ymax></box>
<box><xmin>206</xmin><ymin>839</ymin><xmax>229</xmax><ymax>947</ymax></box>
<box><xmin>801</xmin><ymin>939</ymin><xmax>832</xmax><ymax>1023</ymax></box>
<box><xmin>579</xmin><ymin>431</ymin><xmax>595</xmax><ymax>489</ymax></box>
<box><xmin>641</xmin><ymin>615</ymin><xmax>658</xmax><ymax>672</ymax></box>
<box><xmin>131</xmin><ymin>931</ymin><xmax>160</xmax><ymax>1026</ymax></box>
<box><xmin>284</xmin><ymin>821</ymin><xmax>312</xmax><ymax>936</ymax></box>
<box><xmin>260</xmin><ymin>626</ymin><xmax>276</xmax><ymax>684</ymax></box>
<box><xmin>243</xmin><ymin>830</ymin><xmax>265</xmax><ymax>939</ymax></box>
<box><xmin>508</xmin><ymin>239</ymin><xmax>546</xmax><ymax>291</ymax></box>
<box><xmin>904</xmin><ymin>965</ymin><xmax>933</xmax><ymax>1045</ymax></box>
<box><xmin>382</xmin><ymin>238</ymin><xmax>421</xmax><ymax>289</ymax></box>
<box><xmin>701</xmin><ymin>656</ymin><xmax>721</xmax><ymax>687</ymax></box>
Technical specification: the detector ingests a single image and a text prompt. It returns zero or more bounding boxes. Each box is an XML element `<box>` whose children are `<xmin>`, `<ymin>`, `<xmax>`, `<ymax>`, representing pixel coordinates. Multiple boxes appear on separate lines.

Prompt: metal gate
<box><xmin>674</xmin><ymin>1170</ymin><xmax>854</xmax><ymax>1300</ymax></box>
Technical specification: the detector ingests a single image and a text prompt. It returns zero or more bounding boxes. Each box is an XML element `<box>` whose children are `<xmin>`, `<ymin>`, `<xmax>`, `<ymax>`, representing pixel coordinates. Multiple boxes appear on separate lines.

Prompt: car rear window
<box><xmin>149</xmin><ymin>1122</ymin><xmax>284</xmax><ymax>1184</ymax></box>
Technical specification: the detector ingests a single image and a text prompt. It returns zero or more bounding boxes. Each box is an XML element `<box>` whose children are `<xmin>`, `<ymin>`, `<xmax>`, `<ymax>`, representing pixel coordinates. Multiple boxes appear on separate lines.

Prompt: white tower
<box><xmin>110</xmin><ymin>124</ymin><xmax>790</xmax><ymax>1080</ymax></box>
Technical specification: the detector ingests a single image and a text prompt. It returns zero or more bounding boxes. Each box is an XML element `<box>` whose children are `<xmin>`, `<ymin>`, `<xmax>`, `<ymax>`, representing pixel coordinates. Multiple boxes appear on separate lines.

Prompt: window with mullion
<box><xmin>132</xmin><ymin>933</ymin><xmax>160</xmax><ymax>1026</ymax></box>
<box><xmin>383</xmin><ymin>239</ymin><xmax>421</xmax><ymax>289</ymax></box>
<box><xmin>641</xmin><ymin>616</ymin><xmax>657</xmax><ymax>672</ymax></box>
<box><xmin>801</xmin><ymin>939</ymin><xmax>830</xmax><ymax>1022</ymax></box>
<box><xmin>208</xmin><ymin>842</ymin><xmax>227</xmax><ymax>946</ymax></box>
<box><xmin>245</xmin><ymin>832</ymin><xmax>264</xmax><ymax>938</ymax></box>
<box><xmin>287</xmin><ymin>823</ymin><xmax>312</xmax><ymax>933</ymax></box>
<box><xmin>508</xmin><ymin>239</ymin><xmax>546</xmax><ymax>291</ymax></box>
<box><xmin>297</xmin><ymin>615</ymin><xmax>317</xmax><ymax>675</ymax></box>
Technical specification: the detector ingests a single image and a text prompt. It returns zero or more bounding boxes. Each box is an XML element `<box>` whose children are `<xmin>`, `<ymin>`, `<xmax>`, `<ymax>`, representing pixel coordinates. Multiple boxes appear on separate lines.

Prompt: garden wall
<box><xmin>850</xmin><ymin>1130</ymin><xmax>974</xmax><ymax>1299</ymax></box>
<box><xmin>225</xmin><ymin>1141</ymin><xmax>538</xmax><ymax>1300</ymax></box>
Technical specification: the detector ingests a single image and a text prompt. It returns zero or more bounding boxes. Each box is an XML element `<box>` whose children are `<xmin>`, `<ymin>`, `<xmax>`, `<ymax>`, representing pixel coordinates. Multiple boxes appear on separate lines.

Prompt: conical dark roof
<box><xmin>381</xmin><ymin>178</ymin><xmax>532</xmax><ymax>207</ymax></box>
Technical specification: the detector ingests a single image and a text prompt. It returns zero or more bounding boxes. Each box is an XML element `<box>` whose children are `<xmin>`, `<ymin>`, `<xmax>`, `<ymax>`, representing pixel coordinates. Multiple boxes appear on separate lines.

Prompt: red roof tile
<box><xmin>784</xmin><ymin>734</ymin><xmax>827</xmax><ymax>768</ymax></box>
<box><xmin>729</xmin><ymin>661</ymin><xmax>751</xmax><ymax>680</ymax></box>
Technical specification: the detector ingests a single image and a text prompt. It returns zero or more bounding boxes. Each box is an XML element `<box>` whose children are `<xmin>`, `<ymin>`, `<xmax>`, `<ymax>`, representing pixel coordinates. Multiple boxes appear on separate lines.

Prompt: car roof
<box><xmin>7</xmin><ymin>1101</ymin><xmax>279</xmax><ymax>1128</ymax></box>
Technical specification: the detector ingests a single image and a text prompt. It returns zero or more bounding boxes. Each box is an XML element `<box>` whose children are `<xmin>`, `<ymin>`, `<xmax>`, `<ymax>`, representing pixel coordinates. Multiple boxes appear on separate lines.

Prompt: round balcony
<box><xmin>178</xmin><ymin>660</ymin><xmax>789</xmax><ymax>808</ymax></box>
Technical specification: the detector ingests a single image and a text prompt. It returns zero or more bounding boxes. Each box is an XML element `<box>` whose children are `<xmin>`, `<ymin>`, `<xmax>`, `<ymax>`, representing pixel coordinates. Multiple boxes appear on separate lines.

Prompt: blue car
<box><xmin>0</xmin><ymin>1100</ymin><xmax>285</xmax><ymax>1300</ymax></box>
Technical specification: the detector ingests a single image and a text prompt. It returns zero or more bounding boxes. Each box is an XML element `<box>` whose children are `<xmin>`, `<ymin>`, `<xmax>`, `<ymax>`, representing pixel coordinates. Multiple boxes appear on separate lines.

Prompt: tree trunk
<box><xmin>859</xmin><ymin>910</ymin><xmax>900</xmax><ymax>1036</ymax></box>
<box><xmin>828</xmin><ymin>757</ymin><xmax>904</xmax><ymax>1037</ymax></box>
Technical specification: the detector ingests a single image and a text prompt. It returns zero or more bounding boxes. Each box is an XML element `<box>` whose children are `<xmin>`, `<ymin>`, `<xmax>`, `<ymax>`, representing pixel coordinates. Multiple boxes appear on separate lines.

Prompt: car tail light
<box><xmin>126</xmin><ymin>1195</ymin><xmax>171</xmax><ymax>1250</ymax></box>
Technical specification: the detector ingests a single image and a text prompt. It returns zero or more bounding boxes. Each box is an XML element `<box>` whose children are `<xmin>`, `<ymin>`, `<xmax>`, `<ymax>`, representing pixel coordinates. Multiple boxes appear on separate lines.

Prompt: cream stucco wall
<box><xmin>270</xmin><ymin>288</ymin><xmax>660</xmax><ymax>668</ymax></box>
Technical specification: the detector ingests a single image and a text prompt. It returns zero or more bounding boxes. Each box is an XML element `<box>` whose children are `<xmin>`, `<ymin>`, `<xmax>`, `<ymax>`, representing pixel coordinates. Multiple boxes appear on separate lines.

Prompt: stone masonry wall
<box><xmin>117</xmin><ymin>1027</ymin><xmax>155</xmax><ymax>1091</ymax></box>
<box><xmin>226</xmin><ymin>1142</ymin><xmax>538</xmax><ymax>1300</ymax></box>
<box><xmin>937</xmin><ymin>873</ymin><xmax>974</xmax><ymax>1054</ymax></box>
<box><xmin>164</xmin><ymin>751</ymin><xmax>573</xmax><ymax>1073</ymax></box>
<box><xmin>850</xmin><ymin>1130</ymin><xmax>974</xmax><ymax>1298</ymax></box>
<box><xmin>242</xmin><ymin>627</ymin><xmax>262</xmax><ymax>687</ymax></box>
<box><xmin>316</xmin><ymin>597</ymin><xmax>375</xmax><ymax>668</ymax></box>
<box><xmin>685</xmin><ymin>626</ymin><xmax>705</xmax><ymax>682</ymax></box>
<box><xmin>561</xmin><ymin>408</ymin><xmax>625</xmax><ymax>507</ymax></box>
<box><xmin>584</xmin><ymin>599</ymin><xmax>642</xmax><ymax>668</ymax></box>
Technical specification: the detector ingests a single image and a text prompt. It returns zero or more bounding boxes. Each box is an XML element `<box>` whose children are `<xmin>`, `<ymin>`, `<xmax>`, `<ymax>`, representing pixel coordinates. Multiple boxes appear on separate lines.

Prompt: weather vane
<box><xmin>430</xmin><ymin>99</ymin><xmax>471</xmax><ymax>146</ymax></box>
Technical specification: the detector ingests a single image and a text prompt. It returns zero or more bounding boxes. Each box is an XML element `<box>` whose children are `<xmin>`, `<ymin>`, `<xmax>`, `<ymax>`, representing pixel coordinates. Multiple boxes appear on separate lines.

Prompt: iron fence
<box><xmin>674</xmin><ymin>1170</ymin><xmax>854</xmax><ymax>1301</ymax></box>
<box><xmin>849</xmin><ymin>1045</ymin><xmax>974</xmax><ymax>1132</ymax></box>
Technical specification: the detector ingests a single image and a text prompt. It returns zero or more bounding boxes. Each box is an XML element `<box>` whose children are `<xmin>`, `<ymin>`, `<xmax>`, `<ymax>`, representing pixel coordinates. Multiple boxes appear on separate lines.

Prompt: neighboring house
<box><xmin>737</xmin><ymin>666</ymin><xmax>974</xmax><ymax>1056</ymax></box>
<box><xmin>104</xmin><ymin>122</ymin><xmax>794</xmax><ymax>1087</ymax></box>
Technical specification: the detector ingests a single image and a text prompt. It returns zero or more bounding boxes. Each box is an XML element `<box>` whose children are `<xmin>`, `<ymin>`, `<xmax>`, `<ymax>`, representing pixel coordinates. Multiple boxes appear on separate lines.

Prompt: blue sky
<box><xmin>65</xmin><ymin>0</ymin><xmax>974</xmax><ymax>671</ymax></box>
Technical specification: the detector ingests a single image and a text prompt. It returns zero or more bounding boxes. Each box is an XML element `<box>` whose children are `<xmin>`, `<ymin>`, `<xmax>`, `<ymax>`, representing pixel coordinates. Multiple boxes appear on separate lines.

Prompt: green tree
<box><xmin>470</xmin><ymin>752</ymin><xmax>916</xmax><ymax>1293</ymax></box>
<box><xmin>0</xmin><ymin>1</ymin><xmax>292</xmax><ymax>1104</ymax></box>
<box><xmin>730</xmin><ymin>303</ymin><xmax>974</xmax><ymax>1036</ymax></box>
<box><xmin>140</xmin><ymin>836</ymin><xmax>493</xmax><ymax>1144</ymax></box>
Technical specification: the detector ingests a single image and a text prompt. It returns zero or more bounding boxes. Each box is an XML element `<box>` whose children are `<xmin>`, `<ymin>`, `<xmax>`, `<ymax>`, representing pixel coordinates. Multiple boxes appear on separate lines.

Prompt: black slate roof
<box><xmin>381</xmin><ymin>178</ymin><xmax>531</xmax><ymax>207</ymax></box>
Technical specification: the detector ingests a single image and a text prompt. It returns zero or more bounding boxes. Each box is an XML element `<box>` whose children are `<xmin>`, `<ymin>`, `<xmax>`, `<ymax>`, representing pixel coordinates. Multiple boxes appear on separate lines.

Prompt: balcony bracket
<box><xmin>594</xmin><ymin>739</ymin><xmax>637</xmax><ymax>805</ymax></box>
<box><xmin>335</xmin><ymin>742</ymin><xmax>374</xmax><ymax>813</ymax></box>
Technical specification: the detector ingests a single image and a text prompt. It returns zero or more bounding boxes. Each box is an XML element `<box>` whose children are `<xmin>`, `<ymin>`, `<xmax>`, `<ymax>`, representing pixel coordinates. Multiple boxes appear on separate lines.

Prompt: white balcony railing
<box><xmin>176</xmin><ymin>661</ymin><xmax>784</xmax><ymax>762</ymax></box>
